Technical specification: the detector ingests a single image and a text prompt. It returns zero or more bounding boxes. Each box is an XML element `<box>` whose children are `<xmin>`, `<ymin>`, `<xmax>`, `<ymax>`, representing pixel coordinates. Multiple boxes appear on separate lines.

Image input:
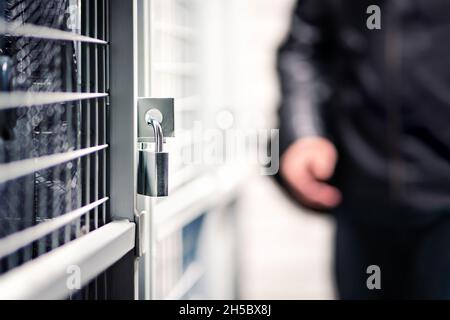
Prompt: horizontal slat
<box><xmin>154</xmin><ymin>22</ymin><xmax>195</xmax><ymax>39</ymax></box>
<box><xmin>0</xmin><ymin>19</ymin><xmax>107</xmax><ymax>44</ymax></box>
<box><xmin>152</xmin><ymin>63</ymin><xmax>197</xmax><ymax>75</ymax></box>
<box><xmin>0</xmin><ymin>197</ymin><xmax>109</xmax><ymax>260</ymax></box>
<box><xmin>174</xmin><ymin>95</ymin><xmax>199</xmax><ymax>111</ymax></box>
<box><xmin>164</xmin><ymin>262</ymin><xmax>204</xmax><ymax>300</ymax></box>
<box><xmin>0</xmin><ymin>144</ymin><xmax>108</xmax><ymax>184</ymax></box>
<box><xmin>154</xmin><ymin>165</ymin><xmax>249</xmax><ymax>240</ymax></box>
<box><xmin>0</xmin><ymin>92</ymin><xmax>108</xmax><ymax>110</ymax></box>
<box><xmin>0</xmin><ymin>220</ymin><xmax>135</xmax><ymax>300</ymax></box>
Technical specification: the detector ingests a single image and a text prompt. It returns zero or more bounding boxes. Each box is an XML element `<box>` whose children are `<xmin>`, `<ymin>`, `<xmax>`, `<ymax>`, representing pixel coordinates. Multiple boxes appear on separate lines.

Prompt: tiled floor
<box><xmin>237</xmin><ymin>175</ymin><xmax>336</xmax><ymax>299</ymax></box>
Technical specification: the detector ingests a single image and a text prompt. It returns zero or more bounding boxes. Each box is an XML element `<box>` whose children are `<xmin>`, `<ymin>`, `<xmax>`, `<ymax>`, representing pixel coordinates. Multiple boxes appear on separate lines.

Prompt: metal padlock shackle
<box><xmin>145</xmin><ymin>112</ymin><xmax>164</xmax><ymax>152</ymax></box>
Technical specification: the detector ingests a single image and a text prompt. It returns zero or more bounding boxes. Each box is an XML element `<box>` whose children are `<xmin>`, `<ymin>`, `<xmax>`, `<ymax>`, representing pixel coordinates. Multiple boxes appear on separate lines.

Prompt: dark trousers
<box><xmin>334</xmin><ymin>209</ymin><xmax>450</xmax><ymax>299</ymax></box>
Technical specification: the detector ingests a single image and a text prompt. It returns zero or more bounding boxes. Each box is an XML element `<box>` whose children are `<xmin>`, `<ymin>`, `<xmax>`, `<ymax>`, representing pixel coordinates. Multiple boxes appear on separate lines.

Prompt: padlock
<box><xmin>137</xmin><ymin>116</ymin><xmax>169</xmax><ymax>197</ymax></box>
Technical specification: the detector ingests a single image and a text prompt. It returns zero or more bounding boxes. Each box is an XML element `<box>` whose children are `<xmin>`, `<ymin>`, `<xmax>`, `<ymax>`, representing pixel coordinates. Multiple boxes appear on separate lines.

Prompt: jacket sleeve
<box><xmin>277</xmin><ymin>0</ymin><xmax>337</xmax><ymax>156</ymax></box>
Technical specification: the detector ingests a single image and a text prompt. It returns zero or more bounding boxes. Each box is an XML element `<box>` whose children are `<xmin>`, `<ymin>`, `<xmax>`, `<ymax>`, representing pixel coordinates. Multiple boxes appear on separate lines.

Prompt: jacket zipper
<box><xmin>385</xmin><ymin>1</ymin><xmax>403</xmax><ymax>202</ymax></box>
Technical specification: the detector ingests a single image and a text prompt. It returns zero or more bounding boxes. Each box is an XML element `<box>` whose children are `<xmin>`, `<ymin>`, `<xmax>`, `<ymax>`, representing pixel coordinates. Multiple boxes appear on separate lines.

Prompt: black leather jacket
<box><xmin>277</xmin><ymin>0</ymin><xmax>450</xmax><ymax>220</ymax></box>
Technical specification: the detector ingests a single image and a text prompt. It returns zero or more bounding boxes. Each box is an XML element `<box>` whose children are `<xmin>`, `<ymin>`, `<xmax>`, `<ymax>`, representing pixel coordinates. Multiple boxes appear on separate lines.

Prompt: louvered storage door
<box><xmin>135</xmin><ymin>0</ymin><xmax>239</xmax><ymax>300</ymax></box>
<box><xmin>151</xmin><ymin>0</ymin><xmax>204</xmax><ymax>189</ymax></box>
<box><xmin>147</xmin><ymin>0</ymin><xmax>203</xmax><ymax>300</ymax></box>
<box><xmin>0</xmin><ymin>0</ymin><xmax>130</xmax><ymax>300</ymax></box>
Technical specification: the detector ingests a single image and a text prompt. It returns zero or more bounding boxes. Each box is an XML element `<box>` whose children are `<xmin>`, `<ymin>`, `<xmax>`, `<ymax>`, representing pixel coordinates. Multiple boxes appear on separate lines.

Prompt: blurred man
<box><xmin>277</xmin><ymin>0</ymin><xmax>450</xmax><ymax>299</ymax></box>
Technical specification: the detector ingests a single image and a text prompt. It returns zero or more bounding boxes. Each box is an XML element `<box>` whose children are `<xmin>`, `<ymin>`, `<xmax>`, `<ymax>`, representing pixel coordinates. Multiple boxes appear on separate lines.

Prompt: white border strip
<box><xmin>0</xmin><ymin>197</ymin><xmax>109</xmax><ymax>259</ymax></box>
<box><xmin>0</xmin><ymin>220</ymin><xmax>135</xmax><ymax>300</ymax></box>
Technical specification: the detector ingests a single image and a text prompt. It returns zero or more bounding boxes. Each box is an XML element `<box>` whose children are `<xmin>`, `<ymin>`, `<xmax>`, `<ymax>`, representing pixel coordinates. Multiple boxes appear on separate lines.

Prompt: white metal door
<box><xmin>135</xmin><ymin>0</ymin><xmax>245</xmax><ymax>300</ymax></box>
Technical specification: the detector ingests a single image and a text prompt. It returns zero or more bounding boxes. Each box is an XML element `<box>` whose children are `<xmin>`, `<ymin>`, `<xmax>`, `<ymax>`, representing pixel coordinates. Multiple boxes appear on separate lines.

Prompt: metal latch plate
<box><xmin>138</xmin><ymin>98</ymin><xmax>175</xmax><ymax>142</ymax></box>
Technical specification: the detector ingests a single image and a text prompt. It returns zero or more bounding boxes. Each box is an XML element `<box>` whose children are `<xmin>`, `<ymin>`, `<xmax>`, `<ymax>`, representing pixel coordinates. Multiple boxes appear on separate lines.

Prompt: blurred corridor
<box><xmin>229</xmin><ymin>0</ymin><xmax>335</xmax><ymax>299</ymax></box>
<box><xmin>238</xmin><ymin>176</ymin><xmax>335</xmax><ymax>299</ymax></box>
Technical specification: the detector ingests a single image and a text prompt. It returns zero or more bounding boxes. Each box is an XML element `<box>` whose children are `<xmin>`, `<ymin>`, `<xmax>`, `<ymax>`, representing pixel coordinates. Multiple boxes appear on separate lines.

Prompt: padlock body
<box><xmin>137</xmin><ymin>149</ymin><xmax>169</xmax><ymax>197</ymax></box>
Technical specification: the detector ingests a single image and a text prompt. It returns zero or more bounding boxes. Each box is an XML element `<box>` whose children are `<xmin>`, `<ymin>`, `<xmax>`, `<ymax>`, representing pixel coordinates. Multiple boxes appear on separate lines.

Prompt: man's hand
<box><xmin>280</xmin><ymin>137</ymin><xmax>341</xmax><ymax>210</ymax></box>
